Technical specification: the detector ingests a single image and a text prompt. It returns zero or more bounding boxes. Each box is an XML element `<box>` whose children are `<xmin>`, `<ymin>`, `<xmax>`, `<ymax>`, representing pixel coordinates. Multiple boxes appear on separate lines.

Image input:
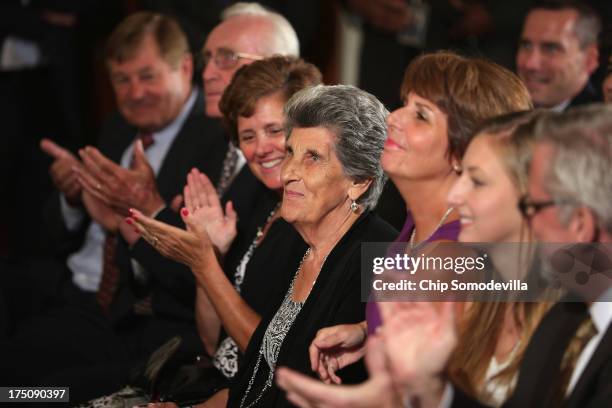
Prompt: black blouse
<box><xmin>228</xmin><ymin>212</ymin><xmax>397</xmax><ymax>408</ymax></box>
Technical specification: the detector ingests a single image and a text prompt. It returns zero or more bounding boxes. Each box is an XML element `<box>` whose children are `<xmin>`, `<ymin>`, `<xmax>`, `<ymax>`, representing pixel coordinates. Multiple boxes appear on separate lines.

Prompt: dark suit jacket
<box><xmin>44</xmin><ymin>88</ymin><xmax>230</xmax><ymax>326</ymax></box>
<box><xmin>452</xmin><ymin>301</ymin><xmax>612</xmax><ymax>408</ymax></box>
<box><xmin>567</xmin><ymin>81</ymin><xmax>602</xmax><ymax>110</ymax></box>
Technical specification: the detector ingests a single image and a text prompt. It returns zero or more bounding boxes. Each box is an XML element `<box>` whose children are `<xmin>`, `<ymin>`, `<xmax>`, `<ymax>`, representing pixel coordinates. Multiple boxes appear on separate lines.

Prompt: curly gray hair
<box><xmin>284</xmin><ymin>84</ymin><xmax>389</xmax><ymax>210</ymax></box>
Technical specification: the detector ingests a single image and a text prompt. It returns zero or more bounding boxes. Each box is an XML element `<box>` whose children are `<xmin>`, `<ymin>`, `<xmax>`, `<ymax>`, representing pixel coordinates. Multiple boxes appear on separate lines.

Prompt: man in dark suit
<box><xmin>0</xmin><ymin>4</ymin><xmax>302</xmax><ymax>402</ymax></box>
<box><xmin>516</xmin><ymin>1</ymin><xmax>602</xmax><ymax>111</ymax></box>
<box><xmin>0</xmin><ymin>11</ymin><xmax>228</xmax><ymax>398</ymax></box>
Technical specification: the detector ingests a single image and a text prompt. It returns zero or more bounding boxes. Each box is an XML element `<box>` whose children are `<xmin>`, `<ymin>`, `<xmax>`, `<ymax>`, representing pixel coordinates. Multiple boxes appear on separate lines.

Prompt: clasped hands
<box><xmin>276</xmin><ymin>302</ymin><xmax>457</xmax><ymax>408</ymax></box>
<box><xmin>127</xmin><ymin>168</ymin><xmax>238</xmax><ymax>271</ymax></box>
<box><xmin>41</xmin><ymin>138</ymin><xmax>168</xmax><ymax>233</ymax></box>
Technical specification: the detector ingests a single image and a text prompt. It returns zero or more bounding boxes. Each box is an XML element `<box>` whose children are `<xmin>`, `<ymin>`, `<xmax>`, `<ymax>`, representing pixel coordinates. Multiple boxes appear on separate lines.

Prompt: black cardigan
<box><xmin>228</xmin><ymin>211</ymin><xmax>397</xmax><ymax>407</ymax></box>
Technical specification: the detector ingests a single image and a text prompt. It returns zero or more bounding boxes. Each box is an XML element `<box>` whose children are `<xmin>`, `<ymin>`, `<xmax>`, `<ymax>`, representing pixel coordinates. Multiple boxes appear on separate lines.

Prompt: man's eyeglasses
<box><xmin>518</xmin><ymin>195</ymin><xmax>569</xmax><ymax>219</ymax></box>
<box><xmin>201</xmin><ymin>48</ymin><xmax>263</xmax><ymax>70</ymax></box>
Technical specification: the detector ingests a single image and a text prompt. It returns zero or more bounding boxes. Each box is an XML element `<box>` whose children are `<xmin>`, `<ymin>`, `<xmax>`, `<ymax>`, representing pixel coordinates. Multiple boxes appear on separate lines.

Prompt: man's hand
<box><xmin>40</xmin><ymin>138</ymin><xmax>82</xmax><ymax>206</ymax></box>
<box><xmin>82</xmin><ymin>189</ymin><xmax>122</xmax><ymax>232</ymax></box>
<box><xmin>77</xmin><ymin>140</ymin><xmax>164</xmax><ymax>216</ymax></box>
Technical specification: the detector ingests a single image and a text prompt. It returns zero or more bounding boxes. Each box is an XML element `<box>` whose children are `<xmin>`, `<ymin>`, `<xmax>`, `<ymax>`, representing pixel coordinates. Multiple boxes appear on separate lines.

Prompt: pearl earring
<box><xmin>350</xmin><ymin>200</ymin><xmax>359</xmax><ymax>212</ymax></box>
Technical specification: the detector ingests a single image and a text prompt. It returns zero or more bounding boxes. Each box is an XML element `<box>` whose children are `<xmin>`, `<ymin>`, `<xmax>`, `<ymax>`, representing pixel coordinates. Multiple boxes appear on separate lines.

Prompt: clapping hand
<box><xmin>378</xmin><ymin>302</ymin><xmax>456</xmax><ymax>407</ymax></box>
<box><xmin>40</xmin><ymin>138</ymin><xmax>83</xmax><ymax>206</ymax></box>
<box><xmin>183</xmin><ymin>168</ymin><xmax>237</xmax><ymax>255</ymax></box>
<box><xmin>128</xmin><ymin>208</ymin><xmax>216</xmax><ymax>273</ymax></box>
<box><xmin>77</xmin><ymin>141</ymin><xmax>164</xmax><ymax>217</ymax></box>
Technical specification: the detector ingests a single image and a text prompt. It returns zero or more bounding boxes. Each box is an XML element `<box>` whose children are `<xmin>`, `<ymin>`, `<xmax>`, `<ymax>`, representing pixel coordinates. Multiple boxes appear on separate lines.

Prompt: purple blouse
<box><xmin>365</xmin><ymin>212</ymin><xmax>460</xmax><ymax>334</ymax></box>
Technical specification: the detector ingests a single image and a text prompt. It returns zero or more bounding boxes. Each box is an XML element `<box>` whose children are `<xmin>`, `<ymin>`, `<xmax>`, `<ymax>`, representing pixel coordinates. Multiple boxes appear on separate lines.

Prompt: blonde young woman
<box><xmin>446</xmin><ymin>112</ymin><xmax>551</xmax><ymax>406</ymax></box>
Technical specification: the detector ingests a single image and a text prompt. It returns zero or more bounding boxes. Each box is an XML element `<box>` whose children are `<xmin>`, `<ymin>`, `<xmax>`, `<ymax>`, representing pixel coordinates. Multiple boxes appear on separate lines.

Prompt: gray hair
<box><xmin>534</xmin><ymin>103</ymin><xmax>612</xmax><ymax>233</ymax></box>
<box><xmin>284</xmin><ymin>85</ymin><xmax>389</xmax><ymax>210</ymax></box>
<box><xmin>221</xmin><ymin>2</ymin><xmax>299</xmax><ymax>57</ymax></box>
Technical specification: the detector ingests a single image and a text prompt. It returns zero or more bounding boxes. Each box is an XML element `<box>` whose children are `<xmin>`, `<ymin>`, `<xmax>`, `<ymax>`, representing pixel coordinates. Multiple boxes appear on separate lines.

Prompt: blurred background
<box><xmin>1</xmin><ymin>0</ymin><xmax>610</xmax><ymax>260</ymax></box>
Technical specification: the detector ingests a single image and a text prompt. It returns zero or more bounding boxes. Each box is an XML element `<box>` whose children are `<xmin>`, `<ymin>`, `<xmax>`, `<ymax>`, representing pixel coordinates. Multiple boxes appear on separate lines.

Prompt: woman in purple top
<box><xmin>305</xmin><ymin>51</ymin><xmax>533</xmax><ymax>385</ymax></box>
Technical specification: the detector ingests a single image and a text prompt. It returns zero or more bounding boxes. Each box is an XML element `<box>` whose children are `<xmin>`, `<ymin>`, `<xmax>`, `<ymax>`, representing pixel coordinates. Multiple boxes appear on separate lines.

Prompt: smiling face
<box><xmin>448</xmin><ymin>135</ymin><xmax>524</xmax><ymax>243</ymax></box>
<box><xmin>516</xmin><ymin>9</ymin><xmax>596</xmax><ymax>108</ymax></box>
<box><xmin>280</xmin><ymin>127</ymin><xmax>353</xmax><ymax>227</ymax></box>
<box><xmin>109</xmin><ymin>34</ymin><xmax>192</xmax><ymax>132</ymax></box>
<box><xmin>237</xmin><ymin>92</ymin><xmax>287</xmax><ymax>190</ymax></box>
<box><xmin>382</xmin><ymin>92</ymin><xmax>454</xmax><ymax>183</ymax></box>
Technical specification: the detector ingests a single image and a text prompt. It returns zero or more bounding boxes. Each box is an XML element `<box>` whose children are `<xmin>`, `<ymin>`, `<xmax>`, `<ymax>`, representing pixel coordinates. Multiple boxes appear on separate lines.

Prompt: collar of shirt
<box><xmin>550</xmin><ymin>99</ymin><xmax>571</xmax><ymax>113</ymax></box>
<box><xmin>590</xmin><ymin>287</ymin><xmax>612</xmax><ymax>334</ymax></box>
<box><xmin>120</xmin><ymin>88</ymin><xmax>198</xmax><ymax>174</ymax></box>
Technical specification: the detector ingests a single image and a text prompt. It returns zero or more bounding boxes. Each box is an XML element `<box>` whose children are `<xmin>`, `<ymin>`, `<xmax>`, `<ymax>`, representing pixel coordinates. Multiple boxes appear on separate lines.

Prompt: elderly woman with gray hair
<box><xmin>224</xmin><ymin>85</ymin><xmax>396</xmax><ymax>408</ymax></box>
<box><xmin>132</xmin><ymin>84</ymin><xmax>396</xmax><ymax>407</ymax></box>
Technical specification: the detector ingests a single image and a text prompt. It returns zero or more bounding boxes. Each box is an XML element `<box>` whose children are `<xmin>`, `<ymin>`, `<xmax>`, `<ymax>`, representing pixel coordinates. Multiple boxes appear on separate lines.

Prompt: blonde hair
<box><xmin>447</xmin><ymin>111</ymin><xmax>551</xmax><ymax>403</ymax></box>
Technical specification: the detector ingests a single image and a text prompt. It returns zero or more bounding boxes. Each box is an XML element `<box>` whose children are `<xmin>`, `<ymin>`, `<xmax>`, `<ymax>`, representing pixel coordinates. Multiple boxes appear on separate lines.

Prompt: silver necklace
<box><xmin>239</xmin><ymin>247</ymin><xmax>328</xmax><ymax>408</ymax></box>
<box><xmin>409</xmin><ymin>207</ymin><xmax>454</xmax><ymax>249</ymax></box>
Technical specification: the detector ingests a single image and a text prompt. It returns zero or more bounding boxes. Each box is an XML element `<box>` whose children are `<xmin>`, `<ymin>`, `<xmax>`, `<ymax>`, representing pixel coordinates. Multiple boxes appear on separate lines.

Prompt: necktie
<box><xmin>216</xmin><ymin>143</ymin><xmax>239</xmax><ymax>196</ymax></box>
<box><xmin>97</xmin><ymin>132</ymin><xmax>155</xmax><ymax>313</ymax></box>
<box><xmin>550</xmin><ymin>315</ymin><xmax>598</xmax><ymax>407</ymax></box>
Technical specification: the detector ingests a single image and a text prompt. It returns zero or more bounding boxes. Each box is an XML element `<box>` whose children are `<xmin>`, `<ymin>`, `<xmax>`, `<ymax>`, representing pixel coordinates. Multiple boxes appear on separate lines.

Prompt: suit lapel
<box><xmin>508</xmin><ymin>302</ymin><xmax>587</xmax><ymax>408</ymax></box>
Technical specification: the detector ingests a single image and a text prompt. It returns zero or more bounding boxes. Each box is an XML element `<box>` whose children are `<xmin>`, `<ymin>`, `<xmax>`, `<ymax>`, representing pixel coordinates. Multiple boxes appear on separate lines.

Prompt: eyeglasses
<box><xmin>518</xmin><ymin>194</ymin><xmax>568</xmax><ymax>219</ymax></box>
<box><xmin>200</xmin><ymin>48</ymin><xmax>263</xmax><ymax>70</ymax></box>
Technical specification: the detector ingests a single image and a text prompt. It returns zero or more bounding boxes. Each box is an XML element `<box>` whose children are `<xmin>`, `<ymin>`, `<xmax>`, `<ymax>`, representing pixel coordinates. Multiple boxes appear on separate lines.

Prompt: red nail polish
<box><xmin>181</xmin><ymin>208</ymin><xmax>189</xmax><ymax>216</ymax></box>
<box><xmin>128</xmin><ymin>208</ymin><xmax>134</xmax><ymax>216</ymax></box>
<box><xmin>125</xmin><ymin>218</ymin><xmax>132</xmax><ymax>225</ymax></box>
<box><xmin>133</xmin><ymin>228</ymin><xmax>140</xmax><ymax>234</ymax></box>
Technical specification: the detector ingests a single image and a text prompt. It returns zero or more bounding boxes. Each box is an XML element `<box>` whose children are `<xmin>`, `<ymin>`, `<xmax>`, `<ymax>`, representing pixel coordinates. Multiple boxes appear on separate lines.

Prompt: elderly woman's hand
<box><xmin>129</xmin><ymin>208</ymin><xmax>216</xmax><ymax>272</ymax></box>
<box><xmin>183</xmin><ymin>168</ymin><xmax>237</xmax><ymax>255</ymax></box>
<box><xmin>277</xmin><ymin>336</ymin><xmax>402</xmax><ymax>408</ymax></box>
<box><xmin>309</xmin><ymin>322</ymin><xmax>368</xmax><ymax>384</ymax></box>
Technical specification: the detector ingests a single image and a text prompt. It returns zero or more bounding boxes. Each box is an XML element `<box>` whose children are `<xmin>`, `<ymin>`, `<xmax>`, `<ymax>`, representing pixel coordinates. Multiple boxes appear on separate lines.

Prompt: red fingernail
<box><xmin>125</xmin><ymin>218</ymin><xmax>132</xmax><ymax>225</ymax></box>
<box><xmin>128</xmin><ymin>208</ymin><xmax>134</xmax><ymax>216</ymax></box>
<box><xmin>181</xmin><ymin>208</ymin><xmax>189</xmax><ymax>216</ymax></box>
<box><xmin>133</xmin><ymin>228</ymin><xmax>139</xmax><ymax>234</ymax></box>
